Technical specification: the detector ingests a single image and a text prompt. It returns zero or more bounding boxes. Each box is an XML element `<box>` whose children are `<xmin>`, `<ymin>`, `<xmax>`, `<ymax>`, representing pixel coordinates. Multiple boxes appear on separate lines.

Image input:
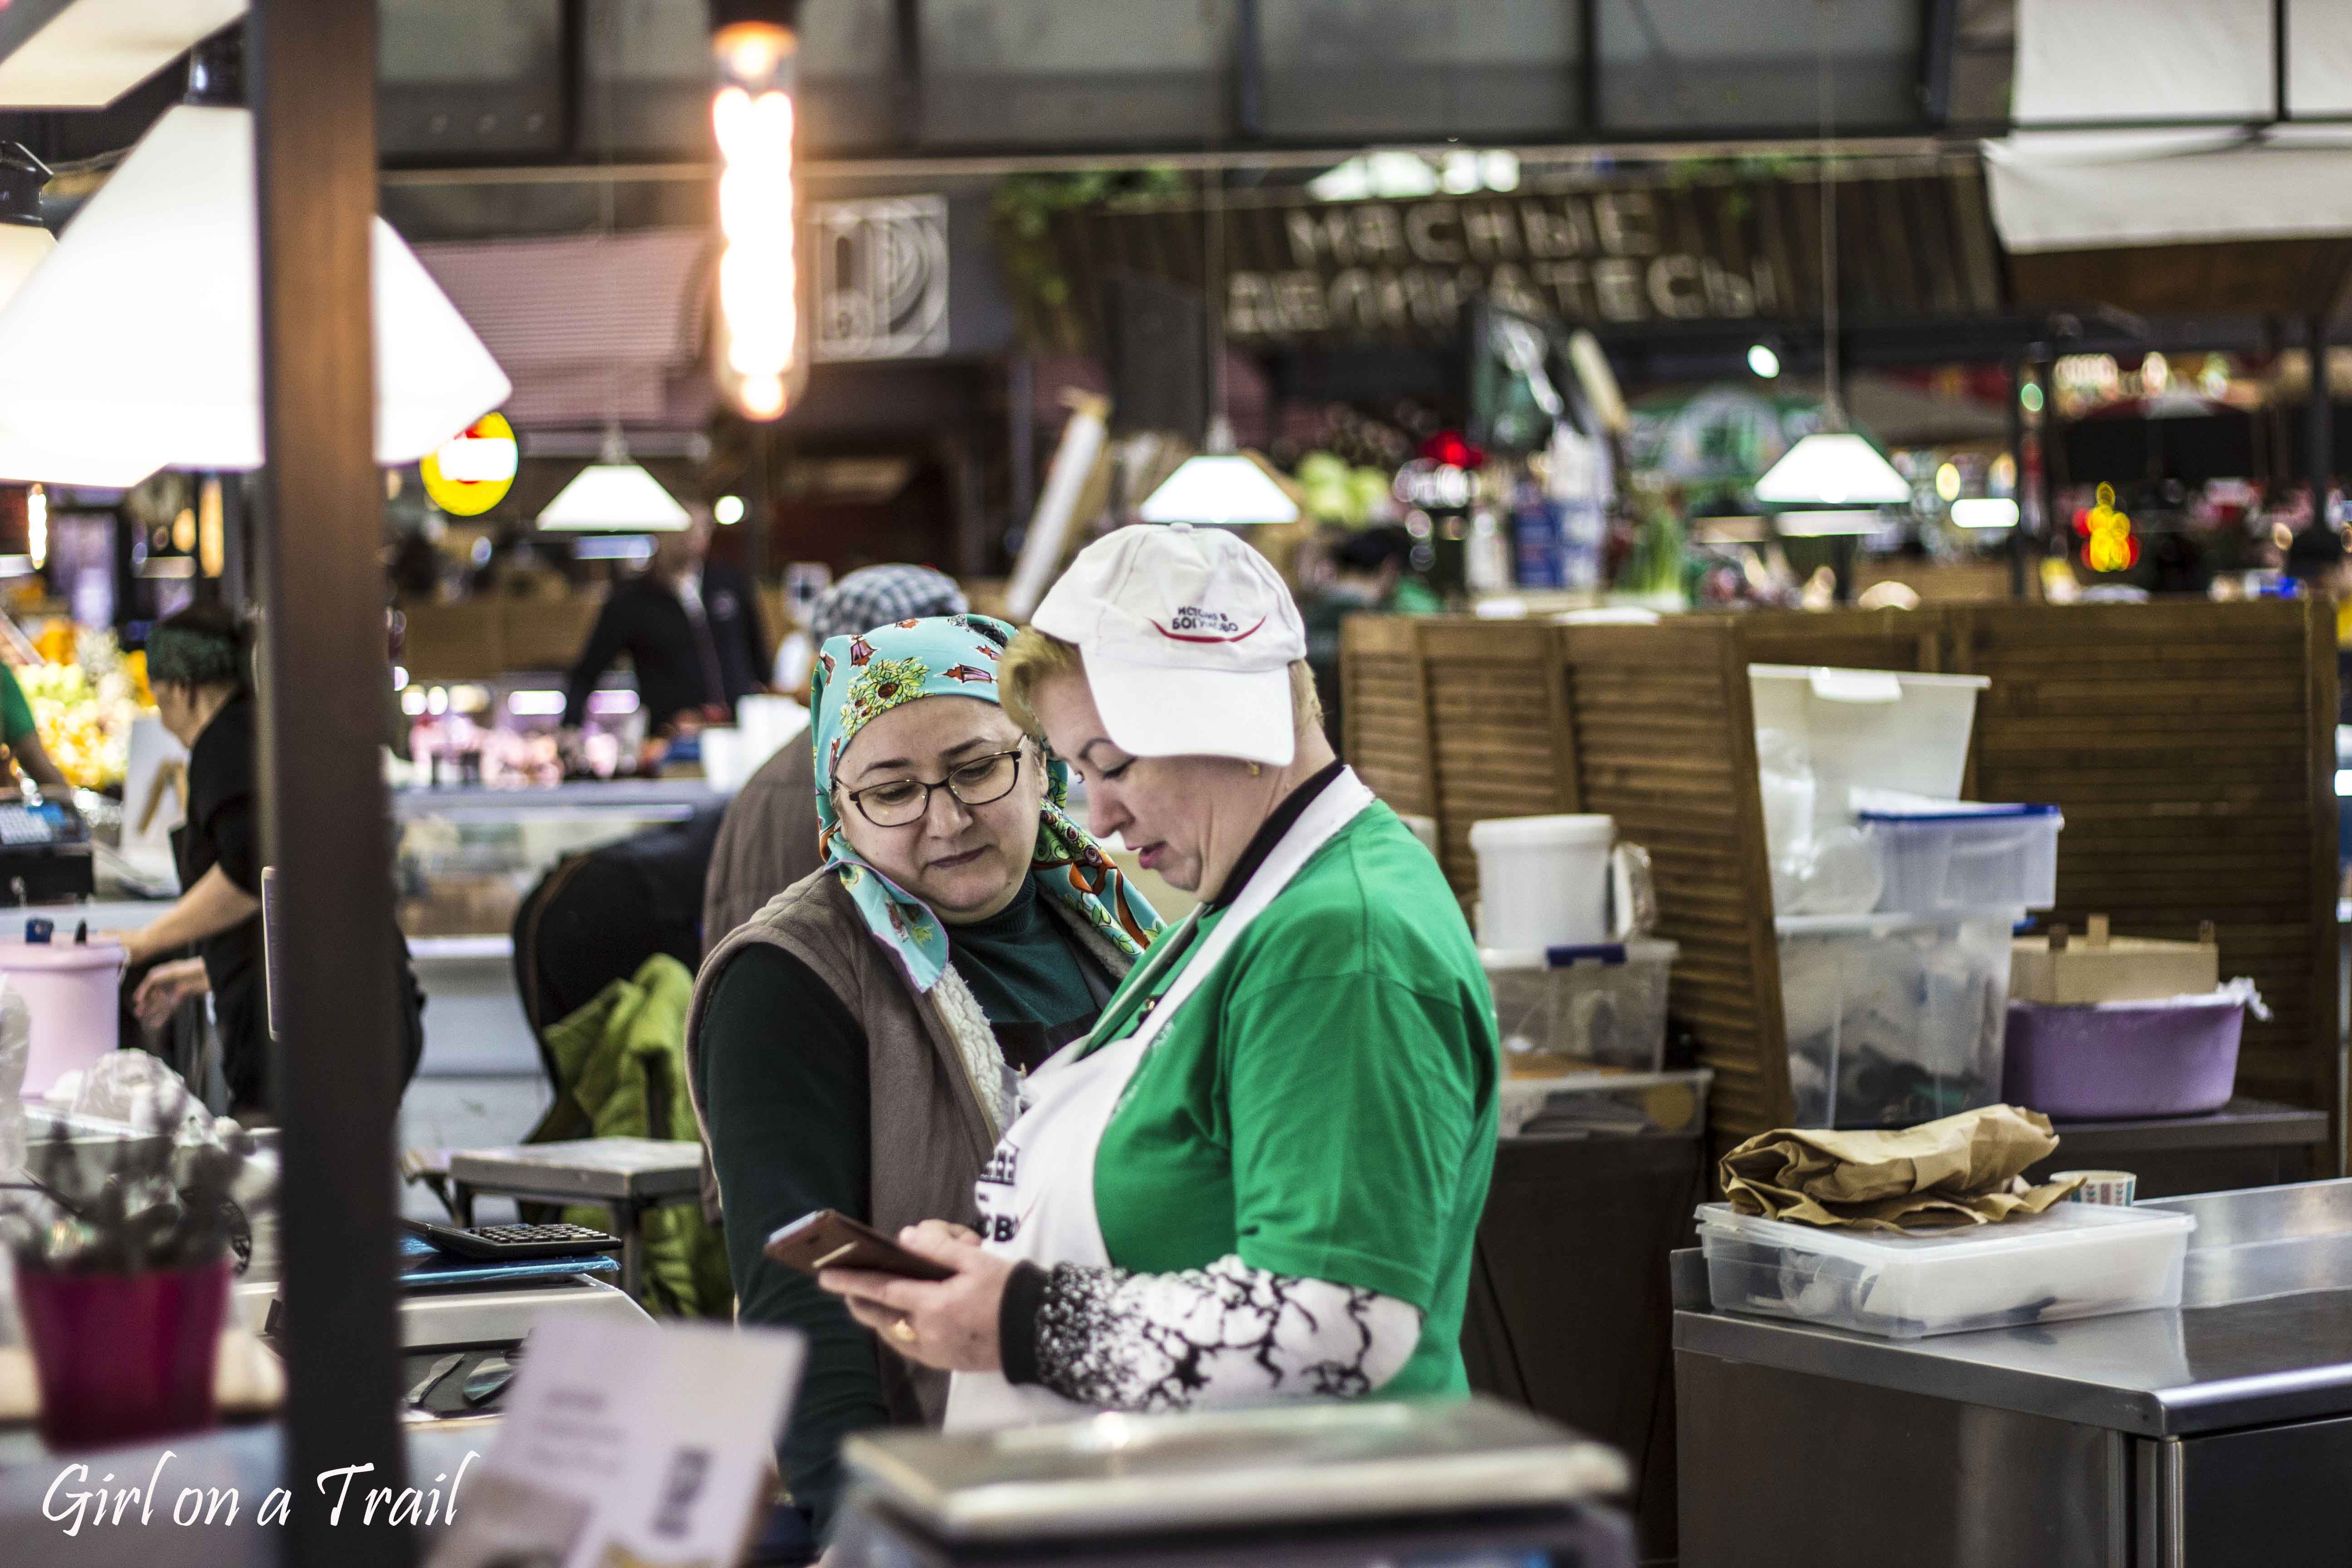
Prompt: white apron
<box><xmin>944</xmin><ymin>769</ymin><xmax>1377</xmax><ymax>1430</ymax></box>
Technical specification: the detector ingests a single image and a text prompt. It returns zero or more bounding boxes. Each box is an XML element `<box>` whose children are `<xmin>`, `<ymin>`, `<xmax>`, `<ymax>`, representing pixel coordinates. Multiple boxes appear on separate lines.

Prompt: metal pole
<box><xmin>2037</xmin><ymin>345</ymin><xmax>2062</xmax><ymax>577</ymax></box>
<box><xmin>749</xmin><ymin>423</ymin><xmax>772</xmax><ymax>588</ymax></box>
<box><xmin>1009</xmin><ymin>353</ymin><xmax>1036</xmax><ymax>538</ymax></box>
<box><xmin>2313</xmin><ymin>313</ymin><xmax>2333</xmax><ymax>528</ymax></box>
<box><xmin>249</xmin><ymin>2</ymin><xmax>410</xmax><ymax>1562</ymax></box>
<box><xmin>2006</xmin><ymin>356</ymin><xmax>2027</xmax><ymax>599</ymax></box>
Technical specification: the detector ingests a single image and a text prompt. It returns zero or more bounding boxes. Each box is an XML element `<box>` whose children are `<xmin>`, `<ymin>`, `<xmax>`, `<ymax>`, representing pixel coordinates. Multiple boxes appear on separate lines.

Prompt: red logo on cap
<box><xmin>1152</xmin><ymin>607</ymin><xmax>1265</xmax><ymax>644</ymax></box>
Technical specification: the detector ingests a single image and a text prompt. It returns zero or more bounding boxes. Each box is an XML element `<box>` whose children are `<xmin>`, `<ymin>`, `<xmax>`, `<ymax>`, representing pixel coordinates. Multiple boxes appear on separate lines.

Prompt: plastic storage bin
<box><xmin>1779</xmin><ymin>910</ymin><xmax>2018</xmax><ymax>1129</ymax></box>
<box><xmin>1748</xmin><ymin>665</ymin><xmax>1990</xmax><ymax>840</ymax></box>
<box><xmin>2003</xmin><ymin>993</ymin><xmax>2247</xmax><ymax>1118</ymax></box>
<box><xmin>1497</xmin><ymin>1068</ymin><xmax>1711</xmax><ymax>1140</ymax></box>
<box><xmin>1696</xmin><ymin>1200</ymin><xmax>2194</xmax><ymax>1339</ymax></box>
<box><xmin>1485</xmin><ymin>940</ymin><xmax>1677</xmax><ymax>1074</ymax></box>
<box><xmin>1859</xmin><ymin>803</ymin><xmax>2061</xmax><ymax>915</ymax></box>
<box><xmin>1468</xmin><ymin>814</ymin><xmax>1613</xmax><ymax>948</ymax></box>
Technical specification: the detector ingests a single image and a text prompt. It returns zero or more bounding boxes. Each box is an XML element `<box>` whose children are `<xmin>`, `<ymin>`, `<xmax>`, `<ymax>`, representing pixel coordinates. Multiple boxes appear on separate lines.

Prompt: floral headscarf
<box><xmin>812</xmin><ymin>613</ymin><xmax>1160</xmax><ymax>991</ymax></box>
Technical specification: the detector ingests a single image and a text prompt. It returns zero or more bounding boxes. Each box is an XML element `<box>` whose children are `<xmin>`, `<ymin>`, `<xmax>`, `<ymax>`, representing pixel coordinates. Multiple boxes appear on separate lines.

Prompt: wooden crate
<box><xmin>1343</xmin><ymin>600</ymin><xmax>2344</xmax><ymax>1164</ymax></box>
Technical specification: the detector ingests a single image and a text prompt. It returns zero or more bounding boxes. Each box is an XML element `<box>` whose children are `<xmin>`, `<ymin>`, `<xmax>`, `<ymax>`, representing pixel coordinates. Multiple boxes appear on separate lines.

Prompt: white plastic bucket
<box><xmin>1469</xmin><ymin>814</ymin><xmax>1613</xmax><ymax>949</ymax></box>
<box><xmin>1749</xmin><ymin>665</ymin><xmax>1989</xmax><ymax>842</ymax></box>
<box><xmin>0</xmin><ymin>940</ymin><xmax>126</xmax><ymax>1098</ymax></box>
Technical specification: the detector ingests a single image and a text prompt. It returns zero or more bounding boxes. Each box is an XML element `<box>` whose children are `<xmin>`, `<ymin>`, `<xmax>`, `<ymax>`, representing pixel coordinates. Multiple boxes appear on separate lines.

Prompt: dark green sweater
<box><xmin>695</xmin><ymin>873</ymin><xmax>1107</xmax><ymax>1539</ymax></box>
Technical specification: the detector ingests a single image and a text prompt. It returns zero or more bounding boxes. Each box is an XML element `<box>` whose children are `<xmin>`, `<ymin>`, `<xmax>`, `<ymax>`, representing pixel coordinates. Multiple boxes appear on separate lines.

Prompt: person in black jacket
<box><xmin>113</xmin><ymin>606</ymin><xmax>426</xmax><ymax>1117</ymax></box>
<box><xmin>560</xmin><ymin>509</ymin><xmax>772</xmax><ymax>740</ymax></box>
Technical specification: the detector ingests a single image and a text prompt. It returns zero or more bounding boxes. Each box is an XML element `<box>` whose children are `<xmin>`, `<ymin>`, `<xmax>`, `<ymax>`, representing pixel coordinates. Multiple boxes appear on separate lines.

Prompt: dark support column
<box><xmin>1009</xmin><ymin>353</ymin><xmax>1036</xmax><ymax>541</ymax></box>
<box><xmin>891</xmin><ymin>0</ymin><xmax>922</xmax><ymax>148</ymax></box>
<box><xmin>2006</xmin><ymin>357</ymin><xmax>2027</xmax><ymax>600</ymax></box>
<box><xmin>748</xmin><ymin>424</ymin><xmax>772</xmax><ymax>587</ymax></box>
<box><xmin>249</xmin><ymin>3</ymin><xmax>409</xmax><ymax>1564</ymax></box>
<box><xmin>2036</xmin><ymin>345</ymin><xmax>2061</xmax><ymax>571</ymax></box>
<box><xmin>2311</xmin><ymin>313</ymin><xmax>2333</xmax><ymax>521</ymax></box>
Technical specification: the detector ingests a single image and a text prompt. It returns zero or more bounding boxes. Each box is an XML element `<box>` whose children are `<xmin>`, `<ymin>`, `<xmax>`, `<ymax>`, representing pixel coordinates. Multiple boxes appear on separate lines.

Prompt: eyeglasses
<box><xmin>837</xmin><ymin>746</ymin><xmax>1028</xmax><ymax>828</ymax></box>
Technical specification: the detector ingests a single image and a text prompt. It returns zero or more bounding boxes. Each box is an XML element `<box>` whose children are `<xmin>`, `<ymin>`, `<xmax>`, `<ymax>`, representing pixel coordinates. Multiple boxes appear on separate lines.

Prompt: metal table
<box><xmin>1675</xmin><ymin>1180</ymin><xmax>2352</xmax><ymax>1567</ymax></box>
<box><xmin>447</xmin><ymin>1137</ymin><xmax>704</xmax><ymax>1299</ymax></box>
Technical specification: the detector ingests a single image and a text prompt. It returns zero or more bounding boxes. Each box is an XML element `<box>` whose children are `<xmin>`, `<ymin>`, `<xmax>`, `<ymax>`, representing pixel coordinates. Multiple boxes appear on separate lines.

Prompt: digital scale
<box><xmin>833</xmin><ymin>1396</ymin><xmax>1636</xmax><ymax>1568</ymax></box>
<box><xmin>0</xmin><ymin>799</ymin><xmax>92</xmax><ymax>904</ymax></box>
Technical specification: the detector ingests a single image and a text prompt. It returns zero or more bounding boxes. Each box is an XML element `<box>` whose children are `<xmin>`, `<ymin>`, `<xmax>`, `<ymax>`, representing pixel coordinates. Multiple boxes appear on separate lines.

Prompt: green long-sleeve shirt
<box><xmin>695</xmin><ymin>872</ymin><xmax>1107</xmax><ymax>1539</ymax></box>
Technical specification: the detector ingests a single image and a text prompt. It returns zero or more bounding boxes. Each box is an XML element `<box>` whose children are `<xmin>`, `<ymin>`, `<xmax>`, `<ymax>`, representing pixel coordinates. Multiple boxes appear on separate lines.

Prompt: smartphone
<box><xmin>765</xmin><ymin>1209</ymin><xmax>956</xmax><ymax>1282</ymax></box>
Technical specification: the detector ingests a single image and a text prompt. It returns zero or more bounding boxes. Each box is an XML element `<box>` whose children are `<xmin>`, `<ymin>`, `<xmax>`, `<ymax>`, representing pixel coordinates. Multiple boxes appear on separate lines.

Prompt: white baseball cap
<box><xmin>1032</xmin><ymin>523</ymin><xmax>1307</xmax><ymax>766</ymax></box>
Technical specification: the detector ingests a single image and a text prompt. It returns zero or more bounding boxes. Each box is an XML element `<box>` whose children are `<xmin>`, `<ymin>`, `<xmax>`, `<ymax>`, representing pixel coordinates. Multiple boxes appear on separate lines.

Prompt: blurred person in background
<box><xmin>701</xmin><ymin>564</ymin><xmax>967</xmax><ymax>951</ymax></box>
<box><xmin>0</xmin><ymin>661</ymin><xmax>66</xmax><ymax>791</ymax></box>
<box><xmin>560</xmin><ymin>507</ymin><xmax>771</xmax><ymax>747</ymax></box>
<box><xmin>111</xmin><ymin>607</ymin><xmax>427</xmax><ymax>1118</ymax></box>
<box><xmin>1300</xmin><ymin>525</ymin><xmax>1440</xmax><ymax>757</ymax></box>
<box><xmin>2284</xmin><ymin>520</ymin><xmax>2352</xmax><ymax>722</ymax></box>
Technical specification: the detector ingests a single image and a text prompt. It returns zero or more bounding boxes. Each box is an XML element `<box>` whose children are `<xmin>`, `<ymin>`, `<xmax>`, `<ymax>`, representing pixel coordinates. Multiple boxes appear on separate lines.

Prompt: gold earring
<box><xmin>1249</xmin><ymin>761</ymin><xmax>1262</xmax><ymax>777</ymax></box>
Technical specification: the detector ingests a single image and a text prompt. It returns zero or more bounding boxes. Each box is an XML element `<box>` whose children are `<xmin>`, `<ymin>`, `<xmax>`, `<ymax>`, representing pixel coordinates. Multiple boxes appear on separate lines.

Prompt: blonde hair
<box><xmin>999</xmin><ymin>627</ymin><xmax>1323</xmax><ymax>745</ymax></box>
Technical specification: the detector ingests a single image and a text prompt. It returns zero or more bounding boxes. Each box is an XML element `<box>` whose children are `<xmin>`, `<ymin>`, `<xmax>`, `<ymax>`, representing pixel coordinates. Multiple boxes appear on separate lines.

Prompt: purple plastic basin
<box><xmin>2003</xmin><ymin>998</ymin><xmax>2244</xmax><ymax>1120</ymax></box>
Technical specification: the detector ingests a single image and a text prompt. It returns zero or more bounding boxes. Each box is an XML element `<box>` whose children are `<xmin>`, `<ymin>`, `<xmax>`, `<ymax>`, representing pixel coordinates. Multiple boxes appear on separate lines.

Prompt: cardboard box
<box><xmin>2010</xmin><ymin>915</ymin><xmax>2219</xmax><ymax>1004</ymax></box>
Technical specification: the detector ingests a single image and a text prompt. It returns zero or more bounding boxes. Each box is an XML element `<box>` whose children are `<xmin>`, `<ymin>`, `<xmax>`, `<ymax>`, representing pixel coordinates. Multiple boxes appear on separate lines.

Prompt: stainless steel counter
<box><xmin>1676</xmin><ymin>1181</ymin><xmax>2352</xmax><ymax>1567</ymax></box>
<box><xmin>1672</xmin><ymin>1259</ymin><xmax>2352</xmax><ymax>1439</ymax></box>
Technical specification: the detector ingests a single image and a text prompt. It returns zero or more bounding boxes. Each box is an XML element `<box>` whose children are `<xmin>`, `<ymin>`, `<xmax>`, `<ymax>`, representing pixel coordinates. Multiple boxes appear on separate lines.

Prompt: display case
<box><xmin>393</xmin><ymin>778</ymin><xmax>716</xmax><ymax>940</ymax></box>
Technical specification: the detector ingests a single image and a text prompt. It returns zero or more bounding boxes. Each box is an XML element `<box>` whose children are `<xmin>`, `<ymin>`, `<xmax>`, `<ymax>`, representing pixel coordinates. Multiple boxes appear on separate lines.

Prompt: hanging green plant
<box><xmin>989</xmin><ymin>168</ymin><xmax>1187</xmax><ymax>354</ymax></box>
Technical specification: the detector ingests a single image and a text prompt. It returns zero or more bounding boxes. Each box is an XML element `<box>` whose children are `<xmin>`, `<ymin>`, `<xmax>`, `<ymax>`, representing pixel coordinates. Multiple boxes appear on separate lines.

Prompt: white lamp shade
<box><xmin>1753</xmin><ymin>431</ymin><xmax>1913</xmax><ymax>508</ymax></box>
<box><xmin>537</xmin><ymin>462</ymin><xmax>692</xmax><ymax>531</ymax></box>
<box><xmin>0</xmin><ymin>105</ymin><xmax>510</xmax><ymax>471</ymax></box>
<box><xmin>0</xmin><ymin>224</ymin><xmax>54</xmax><ymax>313</ymax></box>
<box><xmin>0</xmin><ymin>423</ymin><xmax>158</xmax><ymax>487</ymax></box>
<box><xmin>1139</xmin><ymin>454</ymin><xmax>1300</xmax><ymax>527</ymax></box>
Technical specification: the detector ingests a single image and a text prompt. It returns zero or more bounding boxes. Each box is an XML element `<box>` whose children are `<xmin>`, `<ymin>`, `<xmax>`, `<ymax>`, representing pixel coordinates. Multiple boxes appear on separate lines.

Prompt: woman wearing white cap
<box><xmin>818</xmin><ymin>523</ymin><xmax>1498</xmax><ymax>1428</ymax></box>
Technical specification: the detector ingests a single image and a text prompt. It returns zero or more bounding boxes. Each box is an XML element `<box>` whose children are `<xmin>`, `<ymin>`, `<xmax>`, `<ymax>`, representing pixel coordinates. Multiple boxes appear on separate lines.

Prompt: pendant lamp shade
<box><xmin>0</xmin><ymin>105</ymin><xmax>510</xmax><ymax>471</ymax></box>
<box><xmin>536</xmin><ymin>461</ymin><xmax>692</xmax><ymax>532</ymax></box>
<box><xmin>1139</xmin><ymin>454</ymin><xmax>1300</xmax><ymax>527</ymax></box>
<box><xmin>1754</xmin><ymin>432</ymin><xmax>1911</xmax><ymax>508</ymax></box>
<box><xmin>0</xmin><ymin>426</ymin><xmax>158</xmax><ymax>487</ymax></box>
<box><xmin>0</xmin><ymin>224</ymin><xmax>53</xmax><ymax>313</ymax></box>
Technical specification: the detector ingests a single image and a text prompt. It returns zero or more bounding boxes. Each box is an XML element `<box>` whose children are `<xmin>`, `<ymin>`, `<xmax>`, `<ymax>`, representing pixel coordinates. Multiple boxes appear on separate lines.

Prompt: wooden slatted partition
<box><xmin>1949</xmin><ymin>600</ymin><xmax>2341</xmax><ymax>1158</ymax></box>
<box><xmin>1339</xmin><ymin>614</ymin><xmax>1436</xmax><ymax>820</ymax></box>
<box><xmin>1418</xmin><ymin>619</ymin><xmax>1580</xmax><ymax>895</ymax></box>
<box><xmin>1339</xmin><ymin>601</ymin><xmax>2345</xmax><ymax>1166</ymax></box>
<box><xmin>1558</xmin><ymin>620</ymin><xmax>1790</xmax><ymax>1146</ymax></box>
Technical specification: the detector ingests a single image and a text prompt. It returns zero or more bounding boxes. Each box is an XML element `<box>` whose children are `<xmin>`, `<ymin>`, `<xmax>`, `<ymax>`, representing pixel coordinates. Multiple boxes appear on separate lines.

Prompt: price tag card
<box><xmin>429</xmin><ymin>1317</ymin><xmax>804</xmax><ymax>1568</ymax></box>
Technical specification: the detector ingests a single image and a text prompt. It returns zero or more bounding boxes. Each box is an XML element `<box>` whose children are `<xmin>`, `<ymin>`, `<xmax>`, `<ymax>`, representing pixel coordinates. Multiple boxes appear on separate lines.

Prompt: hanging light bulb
<box><xmin>25</xmin><ymin>483</ymin><xmax>44</xmax><ymax>570</ymax></box>
<box><xmin>710</xmin><ymin>4</ymin><xmax>807</xmax><ymax>423</ymax></box>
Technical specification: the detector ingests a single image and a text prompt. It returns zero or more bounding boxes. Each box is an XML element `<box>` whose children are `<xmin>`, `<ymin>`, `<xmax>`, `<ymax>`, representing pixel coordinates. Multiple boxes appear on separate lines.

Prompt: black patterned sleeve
<box><xmin>1000</xmin><ymin>1255</ymin><xmax>1421</xmax><ymax>1411</ymax></box>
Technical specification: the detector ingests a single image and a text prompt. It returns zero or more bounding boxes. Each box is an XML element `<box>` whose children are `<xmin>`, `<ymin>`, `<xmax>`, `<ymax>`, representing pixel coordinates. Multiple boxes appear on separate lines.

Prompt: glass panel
<box><xmin>1597</xmin><ymin>0</ymin><xmax>1922</xmax><ymax>134</ymax></box>
<box><xmin>1259</xmin><ymin>0</ymin><xmax>1583</xmax><ymax>140</ymax></box>
<box><xmin>379</xmin><ymin>0</ymin><xmax>564</xmax><ymax>158</ymax></box>
<box><xmin>921</xmin><ymin>0</ymin><xmax>1230</xmax><ymax>146</ymax></box>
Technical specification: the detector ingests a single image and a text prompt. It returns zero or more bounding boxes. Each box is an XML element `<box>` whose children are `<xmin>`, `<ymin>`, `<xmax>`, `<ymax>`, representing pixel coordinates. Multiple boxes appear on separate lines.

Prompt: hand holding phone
<box><xmin>765</xmin><ymin>1210</ymin><xmax>956</xmax><ymax>1282</ymax></box>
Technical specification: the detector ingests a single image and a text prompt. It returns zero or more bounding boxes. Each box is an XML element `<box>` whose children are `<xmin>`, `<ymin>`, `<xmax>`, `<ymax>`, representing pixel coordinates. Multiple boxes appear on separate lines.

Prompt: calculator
<box><xmin>402</xmin><ymin>1217</ymin><xmax>623</xmax><ymax>1261</ymax></box>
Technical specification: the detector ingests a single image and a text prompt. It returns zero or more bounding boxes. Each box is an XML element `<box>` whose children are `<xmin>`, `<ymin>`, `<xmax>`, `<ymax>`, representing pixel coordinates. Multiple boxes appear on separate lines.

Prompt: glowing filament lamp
<box><xmin>711</xmin><ymin>2</ymin><xmax>805</xmax><ymax>422</ymax></box>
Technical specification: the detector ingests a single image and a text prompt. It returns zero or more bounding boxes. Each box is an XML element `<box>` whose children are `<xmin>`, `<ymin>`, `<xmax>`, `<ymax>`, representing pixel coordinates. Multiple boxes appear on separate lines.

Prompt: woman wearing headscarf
<box><xmin>816</xmin><ymin>525</ymin><xmax>1497</xmax><ymax>1431</ymax></box>
<box><xmin>687</xmin><ymin>612</ymin><xmax>1159</xmax><ymax>1540</ymax></box>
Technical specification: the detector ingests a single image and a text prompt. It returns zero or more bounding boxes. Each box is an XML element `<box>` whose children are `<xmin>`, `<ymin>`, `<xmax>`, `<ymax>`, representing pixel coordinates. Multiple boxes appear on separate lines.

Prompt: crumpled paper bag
<box><xmin>1722</xmin><ymin>1104</ymin><xmax>2086</xmax><ymax>1231</ymax></box>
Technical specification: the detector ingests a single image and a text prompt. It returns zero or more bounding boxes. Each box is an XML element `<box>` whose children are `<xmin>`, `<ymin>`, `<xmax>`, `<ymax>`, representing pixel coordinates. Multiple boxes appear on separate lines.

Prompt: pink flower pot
<box><xmin>16</xmin><ymin>1259</ymin><xmax>230</xmax><ymax>1450</ymax></box>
